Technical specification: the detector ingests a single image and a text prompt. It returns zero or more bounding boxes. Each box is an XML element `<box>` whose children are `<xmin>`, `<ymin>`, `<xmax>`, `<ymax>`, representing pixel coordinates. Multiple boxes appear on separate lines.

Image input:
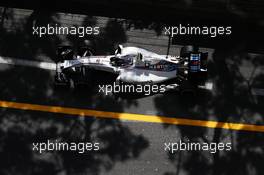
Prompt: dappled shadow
<box><xmin>0</xmin><ymin>8</ymin><xmax>60</xmax><ymax>61</ymax></box>
<box><xmin>1</xmin><ymin>5</ymin><xmax>264</xmax><ymax>175</ymax></box>
<box><xmin>0</xmin><ymin>8</ymin><xmax>148</xmax><ymax>175</ymax></box>
<box><xmin>0</xmin><ymin>110</ymin><xmax>148</xmax><ymax>175</ymax></box>
<box><xmin>119</xmin><ymin>19</ymin><xmax>164</xmax><ymax>36</ymax></box>
<box><xmin>154</xmin><ymin>42</ymin><xmax>264</xmax><ymax>174</ymax></box>
<box><xmin>94</xmin><ymin>18</ymin><xmax>127</xmax><ymax>54</ymax></box>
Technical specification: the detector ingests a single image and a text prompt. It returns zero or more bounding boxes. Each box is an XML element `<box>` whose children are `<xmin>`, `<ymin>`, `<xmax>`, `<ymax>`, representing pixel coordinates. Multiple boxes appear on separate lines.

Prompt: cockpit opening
<box><xmin>110</xmin><ymin>54</ymin><xmax>135</xmax><ymax>67</ymax></box>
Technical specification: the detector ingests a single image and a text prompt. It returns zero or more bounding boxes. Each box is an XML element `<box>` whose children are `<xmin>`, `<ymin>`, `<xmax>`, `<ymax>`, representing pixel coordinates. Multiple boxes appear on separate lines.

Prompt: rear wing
<box><xmin>189</xmin><ymin>52</ymin><xmax>208</xmax><ymax>72</ymax></box>
<box><xmin>188</xmin><ymin>52</ymin><xmax>208</xmax><ymax>85</ymax></box>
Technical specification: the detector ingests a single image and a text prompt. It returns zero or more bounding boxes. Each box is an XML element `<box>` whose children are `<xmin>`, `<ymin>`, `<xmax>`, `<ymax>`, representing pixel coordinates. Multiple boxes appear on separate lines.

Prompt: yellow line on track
<box><xmin>0</xmin><ymin>100</ymin><xmax>264</xmax><ymax>132</ymax></box>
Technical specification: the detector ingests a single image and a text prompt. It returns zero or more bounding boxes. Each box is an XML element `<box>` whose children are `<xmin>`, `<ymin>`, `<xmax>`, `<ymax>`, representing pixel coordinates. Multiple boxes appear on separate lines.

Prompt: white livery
<box><xmin>55</xmin><ymin>45</ymin><xmax>208</xmax><ymax>94</ymax></box>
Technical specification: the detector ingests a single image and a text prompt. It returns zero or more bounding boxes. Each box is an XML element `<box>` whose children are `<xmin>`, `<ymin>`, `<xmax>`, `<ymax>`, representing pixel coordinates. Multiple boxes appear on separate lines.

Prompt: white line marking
<box><xmin>0</xmin><ymin>56</ymin><xmax>56</xmax><ymax>70</ymax></box>
<box><xmin>198</xmin><ymin>82</ymin><xmax>214</xmax><ymax>90</ymax></box>
<box><xmin>252</xmin><ymin>88</ymin><xmax>264</xmax><ymax>96</ymax></box>
<box><xmin>0</xmin><ymin>56</ymin><xmax>216</xmax><ymax>91</ymax></box>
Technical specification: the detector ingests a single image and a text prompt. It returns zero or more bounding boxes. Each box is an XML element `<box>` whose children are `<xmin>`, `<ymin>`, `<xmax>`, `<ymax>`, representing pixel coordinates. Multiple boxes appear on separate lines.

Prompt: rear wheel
<box><xmin>200</xmin><ymin>52</ymin><xmax>208</xmax><ymax>70</ymax></box>
<box><xmin>179</xmin><ymin>80</ymin><xmax>196</xmax><ymax>98</ymax></box>
<box><xmin>180</xmin><ymin>45</ymin><xmax>199</xmax><ymax>58</ymax></box>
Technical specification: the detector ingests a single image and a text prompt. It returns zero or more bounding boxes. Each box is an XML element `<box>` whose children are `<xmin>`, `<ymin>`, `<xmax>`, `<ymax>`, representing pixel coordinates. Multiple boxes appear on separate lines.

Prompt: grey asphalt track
<box><xmin>0</xmin><ymin>7</ymin><xmax>264</xmax><ymax>175</ymax></box>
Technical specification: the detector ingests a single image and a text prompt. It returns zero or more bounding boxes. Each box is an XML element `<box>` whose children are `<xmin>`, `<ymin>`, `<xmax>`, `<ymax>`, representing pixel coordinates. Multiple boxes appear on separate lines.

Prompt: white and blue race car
<box><xmin>54</xmin><ymin>44</ymin><xmax>208</xmax><ymax>95</ymax></box>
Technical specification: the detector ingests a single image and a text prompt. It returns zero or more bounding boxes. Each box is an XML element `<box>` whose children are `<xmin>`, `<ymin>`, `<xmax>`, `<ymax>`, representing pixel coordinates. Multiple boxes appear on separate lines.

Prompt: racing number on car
<box><xmin>96</xmin><ymin>59</ymin><xmax>100</xmax><ymax>63</ymax></box>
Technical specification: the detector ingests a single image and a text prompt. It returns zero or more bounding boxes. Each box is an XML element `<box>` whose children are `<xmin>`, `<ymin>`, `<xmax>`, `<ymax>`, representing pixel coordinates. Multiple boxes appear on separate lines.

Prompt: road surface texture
<box><xmin>0</xmin><ymin>7</ymin><xmax>264</xmax><ymax>175</ymax></box>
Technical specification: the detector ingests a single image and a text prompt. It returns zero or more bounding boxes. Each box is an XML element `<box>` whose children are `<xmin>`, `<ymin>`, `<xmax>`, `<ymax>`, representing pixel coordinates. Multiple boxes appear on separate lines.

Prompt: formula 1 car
<box><xmin>54</xmin><ymin>43</ymin><xmax>208</xmax><ymax>95</ymax></box>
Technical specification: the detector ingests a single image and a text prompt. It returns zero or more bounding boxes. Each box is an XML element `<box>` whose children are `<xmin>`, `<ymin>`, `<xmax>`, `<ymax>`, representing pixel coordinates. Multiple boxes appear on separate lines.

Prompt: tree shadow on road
<box><xmin>154</xmin><ymin>44</ymin><xmax>264</xmax><ymax>175</ymax></box>
<box><xmin>0</xmin><ymin>8</ymin><xmax>61</xmax><ymax>61</ymax></box>
<box><xmin>0</xmin><ymin>8</ymin><xmax>148</xmax><ymax>175</ymax></box>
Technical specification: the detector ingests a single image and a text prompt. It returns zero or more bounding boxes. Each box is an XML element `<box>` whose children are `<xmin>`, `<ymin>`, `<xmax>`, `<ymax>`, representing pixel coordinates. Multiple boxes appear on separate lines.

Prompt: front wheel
<box><xmin>56</xmin><ymin>45</ymin><xmax>74</xmax><ymax>62</ymax></box>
